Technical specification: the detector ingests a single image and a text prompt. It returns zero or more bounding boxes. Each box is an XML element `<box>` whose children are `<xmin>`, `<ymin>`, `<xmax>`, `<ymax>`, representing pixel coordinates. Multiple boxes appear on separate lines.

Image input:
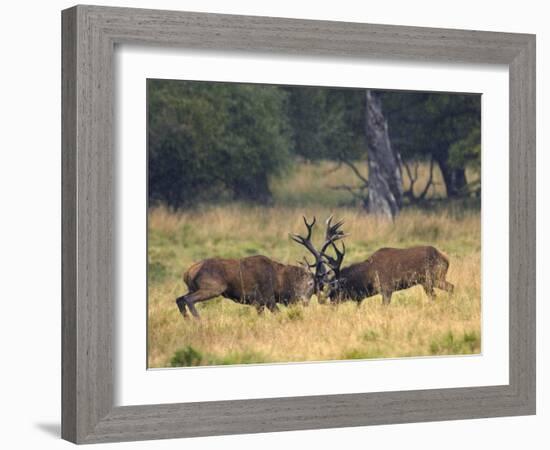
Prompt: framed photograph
<box><xmin>61</xmin><ymin>5</ymin><xmax>535</xmax><ymax>444</ymax></box>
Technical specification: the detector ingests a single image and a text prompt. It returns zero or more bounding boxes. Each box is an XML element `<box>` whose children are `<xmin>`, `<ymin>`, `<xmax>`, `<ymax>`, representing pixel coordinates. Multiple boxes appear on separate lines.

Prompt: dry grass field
<box><xmin>148</xmin><ymin>161</ymin><xmax>481</xmax><ymax>368</ymax></box>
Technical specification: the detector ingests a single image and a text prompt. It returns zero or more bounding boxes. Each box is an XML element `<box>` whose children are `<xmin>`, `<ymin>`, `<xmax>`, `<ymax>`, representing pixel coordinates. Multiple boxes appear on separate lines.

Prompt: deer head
<box><xmin>321</xmin><ymin>238</ymin><xmax>346</xmax><ymax>300</ymax></box>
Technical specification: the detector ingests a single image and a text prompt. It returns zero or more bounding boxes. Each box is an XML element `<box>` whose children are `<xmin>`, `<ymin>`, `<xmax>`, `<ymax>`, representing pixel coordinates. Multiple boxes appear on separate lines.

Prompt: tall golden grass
<box><xmin>147</xmin><ymin>161</ymin><xmax>481</xmax><ymax>368</ymax></box>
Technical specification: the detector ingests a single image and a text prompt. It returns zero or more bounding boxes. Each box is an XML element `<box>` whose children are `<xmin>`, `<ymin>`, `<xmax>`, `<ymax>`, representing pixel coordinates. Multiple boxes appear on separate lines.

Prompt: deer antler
<box><xmin>318</xmin><ymin>216</ymin><xmax>347</xmax><ymax>277</ymax></box>
<box><xmin>323</xmin><ymin>240</ymin><xmax>346</xmax><ymax>277</ymax></box>
<box><xmin>290</xmin><ymin>216</ymin><xmax>322</xmax><ymax>263</ymax></box>
<box><xmin>319</xmin><ymin>215</ymin><xmax>346</xmax><ymax>254</ymax></box>
<box><xmin>298</xmin><ymin>255</ymin><xmax>317</xmax><ymax>269</ymax></box>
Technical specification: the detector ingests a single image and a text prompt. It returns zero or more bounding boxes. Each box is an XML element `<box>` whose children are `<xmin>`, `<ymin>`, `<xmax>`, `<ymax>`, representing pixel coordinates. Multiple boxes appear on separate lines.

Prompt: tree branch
<box><xmin>338</xmin><ymin>157</ymin><xmax>369</xmax><ymax>186</ymax></box>
<box><xmin>419</xmin><ymin>156</ymin><xmax>435</xmax><ymax>200</ymax></box>
<box><xmin>402</xmin><ymin>159</ymin><xmax>421</xmax><ymax>201</ymax></box>
<box><xmin>322</xmin><ymin>160</ymin><xmax>343</xmax><ymax>176</ymax></box>
<box><xmin>330</xmin><ymin>184</ymin><xmax>368</xmax><ymax>201</ymax></box>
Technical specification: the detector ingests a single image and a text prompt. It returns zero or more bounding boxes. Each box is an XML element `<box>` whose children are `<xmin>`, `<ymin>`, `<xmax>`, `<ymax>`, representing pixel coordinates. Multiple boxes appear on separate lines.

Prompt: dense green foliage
<box><xmin>381</xmin><ymin>92</ymin><xmax>481</xmax><ymax>165</ymax></box>
<box><xmin>285</xmin><ymin>86</ymin><xmax>366</xmax><ymax>161</ymax></box>
<box><xmin>148</xmin><ymin>79</ymin><xmax>291</xmax><ymax>208</ymax></box>
<box><xmin>148</xmin><ymin>79</ymin><xmax>481</xmax><ymax>208</ymax></box>
<box><xmin>381</xmin><ymin>92</ymin><xmax>481</xmax><ymax>197</ymax></box>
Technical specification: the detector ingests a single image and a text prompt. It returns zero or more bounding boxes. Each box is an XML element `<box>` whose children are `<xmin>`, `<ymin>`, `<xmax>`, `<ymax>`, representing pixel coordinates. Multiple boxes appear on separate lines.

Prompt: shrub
<box><xmin>170</xmin><ymin>346</ymin><xmax>266</xmax><ymax>367</ymax></box>
<box><xmin>429</xmin><ymin>331</ymin><xmax>480</xmax><ymax>355</ymax></box>
<box><xmin>342</xmin><ymin>347</ymin><xmax>382</xmax><ymax>360</ymax></box>
<box><xmin>170</xmin><ymin>345</ymin><xmax>203</xmax><ymax>367</ymax></box>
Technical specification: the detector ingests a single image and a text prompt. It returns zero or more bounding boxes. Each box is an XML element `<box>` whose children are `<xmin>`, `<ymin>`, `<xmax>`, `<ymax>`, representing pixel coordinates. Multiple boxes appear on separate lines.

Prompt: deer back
<box><xmin>183</xmin><ymin>255</ymin><xmax>313</xmax><ymax>304</ymax></box>
<box><xmin>339</xmin><ymin>245</ymin><xmax>449</xmax><ymax>295</ymax></box>
<box><xmin>369</xmin><ymin>246</ymin><xmax>448</xmax><ymax>283</ymax></box>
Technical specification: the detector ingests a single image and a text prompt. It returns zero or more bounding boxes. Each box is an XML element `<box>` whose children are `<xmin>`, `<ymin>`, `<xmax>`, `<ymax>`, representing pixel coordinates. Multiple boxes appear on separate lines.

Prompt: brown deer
<box><xmin>323</xmin><ymin>239</ymin><xmax>454</xmax><ymax>305</ymax></box>
<box><xmin>176</xmin><ymin>217</ymin><xmax>343</xmax><ymax>319</ymax></box>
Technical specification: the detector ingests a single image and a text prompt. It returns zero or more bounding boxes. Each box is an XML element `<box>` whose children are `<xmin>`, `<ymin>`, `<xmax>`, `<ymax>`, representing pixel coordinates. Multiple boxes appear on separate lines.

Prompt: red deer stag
<box><xmin>175</xmin><ymin>217</ymin><xmax>341</xmax><ymax>319</ymax></box>
<box><xmin>323</xmin><ymin>240</ymin><xmax>454</xmax><ymax>305</ymax></box>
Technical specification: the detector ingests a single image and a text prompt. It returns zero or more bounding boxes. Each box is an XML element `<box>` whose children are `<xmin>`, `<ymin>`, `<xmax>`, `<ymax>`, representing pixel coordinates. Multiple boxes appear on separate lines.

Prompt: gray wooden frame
<box><xmin>61</xmin><ymin>4</ymin><xmax>536</xmax><ymax>444</ymax></box>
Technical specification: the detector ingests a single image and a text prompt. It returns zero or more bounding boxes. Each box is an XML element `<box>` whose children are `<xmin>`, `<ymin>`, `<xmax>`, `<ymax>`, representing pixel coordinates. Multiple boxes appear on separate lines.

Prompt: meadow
<box><xmin>147</xmin><ymin>161</ymin><xmax>481</xmax><ymax>368</ymax></box>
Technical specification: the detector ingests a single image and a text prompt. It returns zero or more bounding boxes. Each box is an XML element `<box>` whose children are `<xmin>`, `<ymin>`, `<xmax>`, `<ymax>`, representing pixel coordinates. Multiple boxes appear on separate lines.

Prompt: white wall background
<box><xmin>0</xmin><ymin>1</ymin><xmax>546</xmax><ymax>448</ymax></box>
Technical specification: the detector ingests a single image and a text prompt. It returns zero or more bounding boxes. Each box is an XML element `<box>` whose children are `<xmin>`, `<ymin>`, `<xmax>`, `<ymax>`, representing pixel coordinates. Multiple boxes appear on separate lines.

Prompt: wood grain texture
<box><xmin>61</xmin><ymin>7</ymin><xmax>77</xmax><ymax>443</ymax></box>
<box><xmin>508</xmin><ymin>36</ymin><xmax>536</xmax><ymax>408</ymax></box>
<box><xmin>61</xmin><ymin>4</ymin><xmax>536</xmax><ymax>444</ymax></box>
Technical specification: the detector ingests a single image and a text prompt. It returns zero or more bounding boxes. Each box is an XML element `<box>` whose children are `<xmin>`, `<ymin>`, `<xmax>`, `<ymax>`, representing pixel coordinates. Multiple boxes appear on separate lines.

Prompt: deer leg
<box><xmin>176</xmin><ymin>295</ymin><xmax>189</xmax><ymax>318</ymax></box>
<box><xmin>381</xmin><ymin>291</ymin><xmax>392</xmax><ymax>305</ymax></box>
<box><xmin>423</xmin><ymin>284</ymin><xmax>436</xmax><ymax>301</ymax></box>
<box><xmin>436</xmin><ymin>280</ymin><xmax>455</xmax><ymax>294</ymax></box>
<box><xmin>183</xmin><ymin>289</ymin><xmax>222</xmax><ymax>319</ymax></box>
<box><xmin>266</xmin><ymin>302</ymin><xmax>280</xmax><ymax>314</ymax></box>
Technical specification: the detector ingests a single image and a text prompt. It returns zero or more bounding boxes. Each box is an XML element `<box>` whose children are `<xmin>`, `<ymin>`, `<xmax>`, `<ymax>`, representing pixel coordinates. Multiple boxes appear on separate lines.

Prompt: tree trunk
<box><xmin>436</xmin><ymin>156</ymin><xmax>468</xmax><ymax>198</ymax></box>
<box><xmin>365</xmin><ymin>90</ymin><xmax>403</xmax><ymax>219</ymax></box>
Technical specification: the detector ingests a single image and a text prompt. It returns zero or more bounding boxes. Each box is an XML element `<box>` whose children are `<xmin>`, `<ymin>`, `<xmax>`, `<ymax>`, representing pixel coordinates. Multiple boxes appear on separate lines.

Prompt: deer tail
<box><xmin>183</xmin><ymin>269</ymin><xmax>191</xmax><ymax>287</ymax></box>
<box><xmin>183</xmin><ymin>261</ymin><xmax>204</xmax><ymax>288</ymax></box>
